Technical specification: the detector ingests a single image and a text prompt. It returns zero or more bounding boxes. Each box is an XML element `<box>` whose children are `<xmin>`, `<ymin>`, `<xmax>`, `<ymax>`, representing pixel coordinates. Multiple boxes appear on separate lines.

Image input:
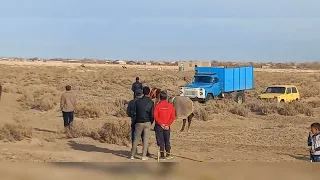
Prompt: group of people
<box><xmin>58</xmin><ymin>79</ymin><xmax>320</xmax><ymax>162</ymax></box>
<box><xmin>127</xmin><ymin>77</ymin><xmax>176</xmax><ymax>160</ymax></box>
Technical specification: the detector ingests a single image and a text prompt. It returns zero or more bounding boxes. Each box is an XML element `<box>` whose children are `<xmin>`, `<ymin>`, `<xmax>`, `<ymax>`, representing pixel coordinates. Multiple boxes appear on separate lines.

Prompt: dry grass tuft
<box><xmin>308</xmin><ymin>99</ymin><xmax>320</xmax><ymax>108</ymax></box>
<box><xmin>0</xmin><ymin>116</ymin><xmax>33</xmax><ymax>142</ymax></box>
<box><xmin>18</xmin><ymin>86</ymin><xmax>60</xmax><ymax>111</ymax></box>
<box><xmin>193</xmin><ymin>102</ymin><xmax>209</xmax><ymax>121</ymax></box>
<box><xmin>229</xmin><ymin>104</ymin><xmax>249</xmax><ymax>117</ymax></box>
<box><xmin>63</xmin><ymin>122</ymin><xmax>91</xmax><ymax>139</ymax></box>
<box><xmin>246</xmin><ymin>99</ymin><xmax>313</xmax><ymax>116</ymax></box>
<box><xmin>96</xmin><ymin>121</ymin><xmax>131</xmax><ymax>146</ymax></box>
<box><xmin>204</xmin><ymin>100</ymin><xmax>232</xmax><ymax>114</ymax></box>
<box><xmin>75</xmin><ymin>101</ymin><xmax>103</xmax><ymax>118</ymax></box>
<box><xmin>61</xmin><ymin>120</ymin><xmax>131</xmax><ymax>146</ymax></box>
<box><xmin>113</xmin><ymin>99</ymin><xmax>128</xmax><ymax>117</ymax></box>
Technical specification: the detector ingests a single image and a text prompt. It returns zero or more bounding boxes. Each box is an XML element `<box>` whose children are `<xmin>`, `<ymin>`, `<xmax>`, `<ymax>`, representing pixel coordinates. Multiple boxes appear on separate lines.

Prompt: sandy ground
<box><xmin>0</xmin><ymin>83</ymin><xmax>318</xmax><ymax>163</ymax></box>
<box><xmin>0</xmin><ymin>60</ymin><xmax>319</xmax><ymax>179</ymax></box>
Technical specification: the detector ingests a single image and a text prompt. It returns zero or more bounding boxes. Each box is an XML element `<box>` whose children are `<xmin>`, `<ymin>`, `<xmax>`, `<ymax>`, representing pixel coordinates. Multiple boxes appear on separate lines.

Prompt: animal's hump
<box><xmin>173</xmin><ymin>96</ymin><xmax>194</xmax><ymax>119</ymax></box>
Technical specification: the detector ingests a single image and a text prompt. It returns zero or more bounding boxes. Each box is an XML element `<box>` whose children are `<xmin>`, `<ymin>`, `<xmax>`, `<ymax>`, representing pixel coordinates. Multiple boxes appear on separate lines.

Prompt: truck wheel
<box><xmin>204</xmin><ymin>94</ymin><xmax>213</xmax><ymax>103</ymax></box>
<box><xmin>206</xmin><ymin>94</ymin><xmax>214</xmax><ymax>100</ymax></box>
<box><xmin>235</xmin><ymin>91</ymin><xmax>245</xmax><ymax>104</ymax></box>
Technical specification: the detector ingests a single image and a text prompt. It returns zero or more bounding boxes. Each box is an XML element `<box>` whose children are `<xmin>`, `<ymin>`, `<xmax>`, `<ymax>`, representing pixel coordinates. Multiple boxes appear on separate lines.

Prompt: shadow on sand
<box><xmin>67</xmin><ymin>140</ymin><xmax>131</xmax><ymax>159</ymax></box>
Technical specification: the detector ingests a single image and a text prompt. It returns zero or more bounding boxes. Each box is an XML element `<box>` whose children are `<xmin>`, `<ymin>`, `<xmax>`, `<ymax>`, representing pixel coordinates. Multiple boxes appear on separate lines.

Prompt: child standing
<box><xmin>310</xmin><ymin>123</ymin><xmax>320</xmax><ymax>162</ymax></box>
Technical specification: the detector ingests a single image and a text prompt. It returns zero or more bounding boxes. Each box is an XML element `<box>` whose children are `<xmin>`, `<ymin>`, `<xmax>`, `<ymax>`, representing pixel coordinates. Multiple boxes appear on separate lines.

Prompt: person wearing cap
<box><xmin>126</xmin><ymin>89</ymin><xmax>151</xmax><ymax>157</ymax></box>
<box><xmin>130</xmin><ymin>86</ymin><xmax>154</xmax><ymax>160</ymax></box>
<box><xmin>60</xmin><ymin>85</ymin><xmax>77</xmax><ymax>129</ymax></box>
<box><xmin>131</xmin><ymin>77</ymin><xmax>143</xmax><ymax>99</ymax></box>
<box><xmin>154</xmin><ymin>90</ymin><xmax>176</xmax><ymax>160</ymax></box>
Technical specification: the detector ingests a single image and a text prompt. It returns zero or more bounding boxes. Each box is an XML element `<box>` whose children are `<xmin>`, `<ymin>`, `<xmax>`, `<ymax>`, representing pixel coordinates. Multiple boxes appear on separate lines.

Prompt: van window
<box><xmin>292</xmin><ymin>87</ymin><xmax>297</xmax><ymax>93</ymax></box>
<box><xmin>286</xmin><ymin>88</ymin><xmax>292</xmax><ymax>94</ymax></box>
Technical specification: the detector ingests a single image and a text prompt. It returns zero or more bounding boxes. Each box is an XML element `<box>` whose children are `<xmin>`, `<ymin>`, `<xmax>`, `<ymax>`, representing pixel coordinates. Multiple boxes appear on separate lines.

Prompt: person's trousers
<box><xmin>312</xmin><ymin>155</ymin><xmax>320</xmax><ymax>162</ymax></box>
<box><xmin>62</xmin><ymin>111</ymin><xmax>74</xmax><ymax>127</ymax></box>
<box><xmin>154</xmin><ymin>124</ymin><xmax>171</xmax><ymax>157</ymax></box>
<box><xmin>131</xmin><ymin>123</ymin><xmax>145</xmax><ymax>145</ymax></box>
<box><xmin>131</xmin><ymin>122</ymin><xmax>151</xmax><ymax>157</ymax></box>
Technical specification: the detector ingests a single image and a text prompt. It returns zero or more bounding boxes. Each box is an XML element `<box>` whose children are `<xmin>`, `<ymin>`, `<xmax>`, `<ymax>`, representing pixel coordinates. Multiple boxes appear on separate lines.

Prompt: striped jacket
<box><xmin>311</xmin><ymin>133</ymin><xmax>320</xmax><ymax>156</ymax></box>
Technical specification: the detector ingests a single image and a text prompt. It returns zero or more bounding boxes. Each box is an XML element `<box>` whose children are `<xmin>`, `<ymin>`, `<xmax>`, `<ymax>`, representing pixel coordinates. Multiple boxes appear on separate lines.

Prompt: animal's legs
<box><xmin>180</xmin><ymin>119</ymin><xmax>186</xmax><ymax>132</ymax></box>
<box><xmin>187</xmin><ymin>113</ymin><xmax>194</xmax><ymax>133</ymax></box>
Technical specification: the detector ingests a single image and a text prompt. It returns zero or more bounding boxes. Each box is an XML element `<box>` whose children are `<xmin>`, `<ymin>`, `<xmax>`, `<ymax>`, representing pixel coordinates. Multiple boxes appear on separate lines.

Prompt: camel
<box><xmin>148</xmin><ymin>87</ymin><xmax>194</xmax><ymax>133</ymax></box>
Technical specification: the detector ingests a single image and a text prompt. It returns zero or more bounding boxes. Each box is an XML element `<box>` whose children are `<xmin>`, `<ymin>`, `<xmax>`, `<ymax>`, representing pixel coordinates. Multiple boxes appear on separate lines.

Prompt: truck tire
<box><xmin>205</xmin><ymin>93</ymin><xmax>214</xmax><ymax>101</ymax></box>
<box><xmin>235</xmin><ymin>91</ymin><xmax>245</xmax><ymax>104</ymax></box>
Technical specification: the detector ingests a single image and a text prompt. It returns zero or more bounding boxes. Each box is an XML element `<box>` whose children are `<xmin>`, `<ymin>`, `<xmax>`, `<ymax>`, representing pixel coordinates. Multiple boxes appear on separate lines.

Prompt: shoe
<box><xmin>130</xmin><ymin>156</ymin><xmax>135</xmax><ymax>160</ymax></box>
<box><xmin>141</xmin><ymin>157</ymin><xmax>148</xmax><ymax>161</ymax></box>
<box><xmin>166</xmin><ymin>154</ymin><xmax>174</xmax><ymax>160</ymax></box>
<box><xmin>159</xmin><ymin>156</ymin><xmax>166</xmax><ymax>160</ymax></box>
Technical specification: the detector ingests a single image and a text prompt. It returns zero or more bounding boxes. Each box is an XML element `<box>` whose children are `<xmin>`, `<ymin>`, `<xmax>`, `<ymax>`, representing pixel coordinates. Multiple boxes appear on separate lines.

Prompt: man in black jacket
<box><xmin>131</xmin><ymin>77</ymin><xmax>143</xmax><ymax>99</ymax></box>
<box><xmin>126</xmin><ymin>89</ymin><xmax>150</xmax><ymax>157</ymax></box>
<box><xmin>130</xmin><ymin>86</ymin><xmax>154</xmax><ymax>161</ymax></box>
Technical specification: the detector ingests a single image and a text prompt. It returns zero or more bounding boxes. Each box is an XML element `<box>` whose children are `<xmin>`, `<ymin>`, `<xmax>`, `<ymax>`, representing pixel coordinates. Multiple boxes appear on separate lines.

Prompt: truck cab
<box><xmin>180</xmin><ymin>73</ymin><xmax>220</xmax><ymax>101</ymax></box>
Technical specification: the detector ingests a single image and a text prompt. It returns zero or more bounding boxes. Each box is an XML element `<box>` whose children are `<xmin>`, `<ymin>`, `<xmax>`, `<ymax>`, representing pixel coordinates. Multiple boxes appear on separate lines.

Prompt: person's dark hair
<box><xmin>136</xmin><ymin>77</ymin><xmax>139</xmax><ymax>81</ymax></box>
<box><xmin>65</xmin><ymin>85</ymin><xmax>71</xmax><ymax>91</ymax></box>
<box><xmin>159</xmin><ymin>91</ymin><xmax>167</xmax><ymax>100</ymax></box>
<box><xmin>143</xmin><ymin>86</ymin><xmax>150</xmax><ymax>95</ymax></box>
<box><xmin>311</xmin><ymin>123</ymin><xmax>320</xmax><ymax>130</ymax></box>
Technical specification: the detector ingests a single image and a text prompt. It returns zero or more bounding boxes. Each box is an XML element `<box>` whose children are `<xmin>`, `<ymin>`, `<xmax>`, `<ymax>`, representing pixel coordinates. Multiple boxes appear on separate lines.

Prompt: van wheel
<box><xmin>235</xmin><ymin>91</ymin><xmax>245</xmax><ymax>104</ymax></box>
<box><xmin>280</xmin><ymin>99</ymin><xmax>285</xmax><ymax>103</ymax></box>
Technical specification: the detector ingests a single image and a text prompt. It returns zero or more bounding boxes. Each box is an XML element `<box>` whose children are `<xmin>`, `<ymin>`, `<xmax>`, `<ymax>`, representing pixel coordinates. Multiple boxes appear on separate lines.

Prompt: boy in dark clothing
<box><xmin>310</xmin><ymin>123</ymin><xmax>320</xmax><ymax>162</ymax></box>
<box><xmin>154</xmin><ymin>90</ymin><xmax>176</xmax><ymax>160</ymax></box>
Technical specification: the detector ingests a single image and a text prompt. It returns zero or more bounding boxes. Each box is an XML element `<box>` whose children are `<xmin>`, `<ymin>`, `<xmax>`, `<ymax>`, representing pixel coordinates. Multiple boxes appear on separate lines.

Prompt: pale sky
<box><xmin>0</xmin><ymin>0</ymin><xmax>319</xmax><ymax>62</ymax></box>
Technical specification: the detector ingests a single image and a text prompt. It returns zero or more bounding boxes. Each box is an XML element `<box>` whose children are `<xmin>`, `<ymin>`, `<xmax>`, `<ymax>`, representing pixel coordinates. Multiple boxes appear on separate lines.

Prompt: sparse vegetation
<box><xmin>0</xmin><ymin>116</ymin><xmax>33</xmax><ymax>142</ymax></box>
<box><xmin>61</xmin><ymin>121</ymin><xmax>131</xmax><ymax>146</ymax></box>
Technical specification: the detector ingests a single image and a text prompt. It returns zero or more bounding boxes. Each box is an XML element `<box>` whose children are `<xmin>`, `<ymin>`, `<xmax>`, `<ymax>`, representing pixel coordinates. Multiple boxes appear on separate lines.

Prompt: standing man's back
<box><xmin>131</xmin><ymin>77</ymin><xmax>143</xmax><ymax>99</ymax></box>
<box><xmin>131</xmin><ymin>86</ymin><xmax>154</xmax><ymax>161</ymax></box>
<box><xmin>60</xmin><ymin>85</ymin><xmax>76</xmax><ymax>129</ymax></box>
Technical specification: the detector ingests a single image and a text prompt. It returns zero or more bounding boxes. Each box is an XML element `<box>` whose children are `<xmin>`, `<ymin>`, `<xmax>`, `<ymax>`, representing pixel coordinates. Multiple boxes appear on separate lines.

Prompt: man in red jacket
<box><xmin>154</xmin><ymin>90</ymin><xmax>176</xmax><ymax>160</ymax></box>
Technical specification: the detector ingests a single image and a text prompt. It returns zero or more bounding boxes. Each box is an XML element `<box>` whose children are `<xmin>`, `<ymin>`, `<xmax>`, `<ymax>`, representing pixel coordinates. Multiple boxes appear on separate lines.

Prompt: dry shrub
<box><xmin>229</xmin><ymin>105</ymin><xmax>249</xmax><ymax>117</ymax></box>
<box><xmin>75</xmin><ymin>101</ymin><xmax>103</xmax><ymax>118</ymax></box>
<box><xmin>246</xmin><ymin>100</ymin><xmax>278</xmax><ymax>115</ymax></box>
<box><xmin>114</xmin><ymin>99</ymin><xmax>128</xmax><ymax>117</ymax></box>
<box><xmin>96</xmin><ymin>121</ymin><xmax>131</xmax><ymax>146</ymax></box>
<box><xmin>0</xmin><ymin>116</ymin><xmax>33</xmax><ymax>142</ymax></box>
<box><xmin>308</xmin><ymin>99</ymin><xmax>320</xmax><ymax>108</ymax></box>
<box><xmin>18</xmin><ymin>86</ymin><xmax>59</xmax><ymax>111</ymax></box>
<box><xmin>290</xmin><ymin>101</ymin><xmax>313</xmax><ymax>116</ymax></box>
<box><xmin>61</xmin><ymin>121</ymin><xmax>131</xmax><ymax>146</ymax></box>
<box><xmin>204</xmin><ymin>100</ymin><xmax>231</xmax><ymax>114</ymax></box>
<box><xmin>194</xmin><ymin>102</ymin><xmax>209</xmax><ymax>121</ymax></box>
<box><xmin>277</xmin><ymin>103</ymin><xmax>298</xmax><ymax>116</ymax></box>
<box><xmin>63</xmin><ymin>122</ymin><xmax>91</xmax><ymax>138</ymax></box>
<box><xmin>246</xmin><ymin>99</ymin><xmax>313</xmax><ymax>116</ymax></box>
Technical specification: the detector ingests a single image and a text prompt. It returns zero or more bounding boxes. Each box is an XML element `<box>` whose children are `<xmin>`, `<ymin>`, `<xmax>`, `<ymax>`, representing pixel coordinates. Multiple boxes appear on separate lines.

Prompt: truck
<box><xmin>179</xmin><ymin>66</ymin><xmax>254</xmax><ymax>104</ymax></box>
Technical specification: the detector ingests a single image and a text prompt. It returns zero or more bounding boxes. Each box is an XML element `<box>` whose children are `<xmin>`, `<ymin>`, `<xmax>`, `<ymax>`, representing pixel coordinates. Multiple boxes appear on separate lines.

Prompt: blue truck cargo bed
<box><xmin>195</xmin><ymin>66</ymin><xmax>254</xmax><ymax>92</ymax></box>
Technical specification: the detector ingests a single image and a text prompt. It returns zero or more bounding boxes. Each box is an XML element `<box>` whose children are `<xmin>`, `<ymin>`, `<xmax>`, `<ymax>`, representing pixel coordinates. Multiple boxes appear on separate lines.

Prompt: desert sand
<box><xmin>0</xmin><ymin>60</ymin><xmax>319</xmax><ymax>165</ymax></box>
